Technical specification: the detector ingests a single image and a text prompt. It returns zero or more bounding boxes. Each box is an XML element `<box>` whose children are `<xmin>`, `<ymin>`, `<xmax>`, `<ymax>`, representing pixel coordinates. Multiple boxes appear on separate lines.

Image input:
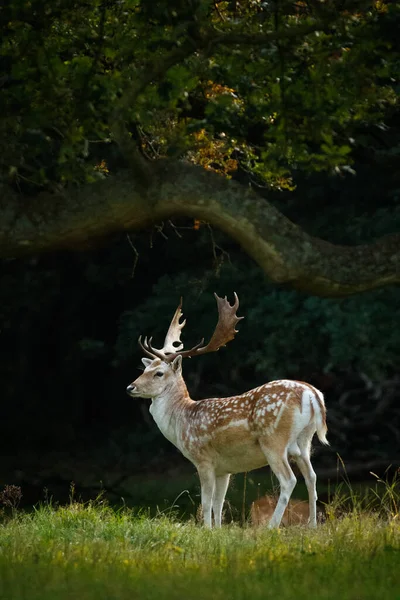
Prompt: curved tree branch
<box><xmin>0</xmin><ymin>161</ymin><xmax>398</xmax><ymax>297</ymax></box>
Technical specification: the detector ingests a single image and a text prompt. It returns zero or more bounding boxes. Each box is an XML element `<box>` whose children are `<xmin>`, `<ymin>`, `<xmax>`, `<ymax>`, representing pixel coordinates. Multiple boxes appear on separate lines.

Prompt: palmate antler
<box><xmin>139</xmin><ymin>299</ymin><xmax>186</xmax><ymax>358</ymax></box>
<box><xmin>139</xmin><ymin>293</ymin><xmax>243</xmax><ymax>362</ymax></box>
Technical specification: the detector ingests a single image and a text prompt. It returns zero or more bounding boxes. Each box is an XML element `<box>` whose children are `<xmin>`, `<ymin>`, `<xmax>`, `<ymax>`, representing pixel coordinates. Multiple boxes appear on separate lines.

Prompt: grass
<box><xmin>0</xmin><ymin>475</ymin><xmax>399</xmax><ymax>600</ymax></box>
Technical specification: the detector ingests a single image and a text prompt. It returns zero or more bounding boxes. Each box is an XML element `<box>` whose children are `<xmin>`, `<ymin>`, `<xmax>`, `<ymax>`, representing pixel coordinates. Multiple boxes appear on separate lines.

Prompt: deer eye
<box><xmin>155</xmin><ymin>371</ymin><xmax>164</xmax><ymax>377</ymax></box>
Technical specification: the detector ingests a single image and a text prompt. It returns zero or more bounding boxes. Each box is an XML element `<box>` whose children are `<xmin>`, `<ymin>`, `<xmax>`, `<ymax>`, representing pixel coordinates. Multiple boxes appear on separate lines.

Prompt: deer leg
<box><xmin>294</xmin><ymin>432</ymin><xmax>318</xmax><ymax>527</ymax></box>
<box><xmin>198</xmin><ymin>466</ymin><xmax>216</xmax><ymax>528</ymax></box>
<box><xmin>213</xmin><ymin>474</ymin><xmax>230</xmax><ymax>528</ymax></box>
<box><xmin>259</xmin><ymin>441</ymin><xmax>297</xmax><ymax>529</ymax></box>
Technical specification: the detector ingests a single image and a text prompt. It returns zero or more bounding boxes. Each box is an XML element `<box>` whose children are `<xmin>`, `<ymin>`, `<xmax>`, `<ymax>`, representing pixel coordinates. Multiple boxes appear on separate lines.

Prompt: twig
<box><xmin>167</xmin><ymin>220</ymin><xmax>183</xmax><ymax>238</ymax></box>
<box><xmin>214</xmin><ymin>2</ymin><xmax>226</xmax><ymax>22</ymax></box>
<box><xmin>126</xmin><ymin>234</ymin><xmax>139</xmax><ymax>278</ymax></box>
<box><xmin>207</xmin><ymin>223</ymin><xmax>231</xmax><ymax>275</ymax></box>
<box><xmin>154</xmin><ymin>222</ymin><xmax>169</xmax><ymax>240</ymax></box>
<box><xmin>138</xmin><ymin>125</ymin><xmax>160</xmax><ymax>160</ymax></box>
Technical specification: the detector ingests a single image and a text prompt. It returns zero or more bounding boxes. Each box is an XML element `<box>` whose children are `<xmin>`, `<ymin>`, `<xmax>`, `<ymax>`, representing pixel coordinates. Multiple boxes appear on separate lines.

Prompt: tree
<box><xmin>1</xmin><ymin>0</ymin><xmax>399</xmax><ymax>296</ymax></box>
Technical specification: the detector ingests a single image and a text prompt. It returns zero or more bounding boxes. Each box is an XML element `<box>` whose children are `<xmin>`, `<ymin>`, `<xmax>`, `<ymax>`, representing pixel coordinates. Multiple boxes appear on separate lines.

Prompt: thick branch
<box><xmin>0</xmin><ymin>162</ymin><xmax>398</xmax><ymax>297</ymax></box>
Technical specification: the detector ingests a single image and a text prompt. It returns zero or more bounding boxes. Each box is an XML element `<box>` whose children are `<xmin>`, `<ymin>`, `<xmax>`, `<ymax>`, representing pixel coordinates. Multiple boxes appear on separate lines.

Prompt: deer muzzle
<box><xmin>126</xmin><ymin>383</ymin><xmax>137</xmax><ymax>396</ymax></box>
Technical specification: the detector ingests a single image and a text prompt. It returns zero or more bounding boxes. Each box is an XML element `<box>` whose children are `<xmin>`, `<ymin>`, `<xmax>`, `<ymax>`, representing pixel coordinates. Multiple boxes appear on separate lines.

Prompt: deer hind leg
<box><xmin>259</xmin><ymin>440</ymin><xmax>297</xmax><ymax>528</ymax></box>
<box><xmin>197</xmin><ymin>466</ymin><xmax>216</xmax><ymax>528</ymax></box>
<box><xmin>293</xmin><ymin>427</ymin><xmax>318</xmax><ymax>527</ymax></box>
<box><xmin>212</xmin><ymin>474</ymin><xmax>230</xmax><ymax>528</ymax></box>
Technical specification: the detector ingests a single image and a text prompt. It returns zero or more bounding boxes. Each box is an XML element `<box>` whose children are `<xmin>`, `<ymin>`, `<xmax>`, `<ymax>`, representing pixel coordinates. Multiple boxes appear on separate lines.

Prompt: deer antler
<box><xmin>161</xmin><ymin>299</ymin><xmax>186</xmax><ymax>354</ymax></box>
<box><xmin>141</xmin><ymin>293</ymin><xmax>243</xmax><ymax>362</ymax></box>
<box><xmin>197</xmin><ymin>292</ymin><xmax>243</xmax><ymax>354</ymax></box>
<box><xmin>138</xmin><ymin>299</ymin><xmax>186</xmax><ymax>360</ymax></box>
<box><xmin>138</xmin><ymin>335</ymin><xmax>166</xmax><ymax>360</ymax></box>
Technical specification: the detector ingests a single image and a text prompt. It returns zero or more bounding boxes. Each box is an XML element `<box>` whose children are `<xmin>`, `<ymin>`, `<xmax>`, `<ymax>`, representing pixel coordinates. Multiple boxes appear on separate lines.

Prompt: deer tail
<box><xmin>311</xmin><ymin>388</ymin><xmax>329</xmax><ymax>446</ymax></box>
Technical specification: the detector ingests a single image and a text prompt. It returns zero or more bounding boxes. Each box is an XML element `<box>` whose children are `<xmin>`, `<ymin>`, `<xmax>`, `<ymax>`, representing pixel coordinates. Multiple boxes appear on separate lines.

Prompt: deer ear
<box><xmin>141</xmin><ymin>358</ymin><xmax>153</xmax><ymax>368</ymax></box>
<box><xmin>171</xmin><ymin>355</ymin><xmax>182</xmax><ymax>373</ymax></box>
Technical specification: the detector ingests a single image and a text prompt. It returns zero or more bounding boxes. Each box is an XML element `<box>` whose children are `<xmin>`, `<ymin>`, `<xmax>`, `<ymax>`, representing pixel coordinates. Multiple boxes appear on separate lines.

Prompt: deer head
<box><xmin>126</xmin><ymin>293</ymin><xmax>243</xmax><ymax>399</ymax></box>
<box><xmin>126</xmin><ymin>355</ymin><xmax>183</xmax><ymax>399</ymax></box>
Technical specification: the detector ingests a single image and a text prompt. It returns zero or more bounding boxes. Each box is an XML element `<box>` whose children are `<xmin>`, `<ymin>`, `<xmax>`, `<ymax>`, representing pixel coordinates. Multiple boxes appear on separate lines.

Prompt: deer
<box><xmin>250</xmin><ymin>496</ymin><xmax>323</xmax><ymax>527</ymax></box>
<box><xmin>126</xmin><ymin>293</ymin><xmax>329</xmax><ymax>529</ymax></box>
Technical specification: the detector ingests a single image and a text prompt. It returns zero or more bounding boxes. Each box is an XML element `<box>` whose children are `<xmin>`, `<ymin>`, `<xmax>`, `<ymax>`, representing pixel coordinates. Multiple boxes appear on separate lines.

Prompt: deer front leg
<box><xmin>198</xmin><ymin>466</ymin><xmax>216</xmax><ymax>528</ymax></box>
<box><xmin>213</xmin><ymin>474</ymin><xmax>230</xmax><ymax>528</ymax></box>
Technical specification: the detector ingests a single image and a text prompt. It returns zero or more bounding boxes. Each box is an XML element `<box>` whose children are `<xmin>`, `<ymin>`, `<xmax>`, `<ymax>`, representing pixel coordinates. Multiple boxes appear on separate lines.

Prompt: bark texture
<box><xmin>0</xmin><ymin>160</ymin><xmax>399</xmax><ymax>296</ymax></box>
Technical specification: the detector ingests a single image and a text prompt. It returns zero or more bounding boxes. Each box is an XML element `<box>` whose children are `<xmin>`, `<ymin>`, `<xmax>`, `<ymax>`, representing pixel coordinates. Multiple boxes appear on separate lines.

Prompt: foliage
<box><xmin>1</xmin><ymin>0</ymin><xmax>399</xmax><ymax>192</ymax></box>
<box><xmin>0</xmin><ymin>491</ymin><xmax>399</xmax><ymax>600</ymax></box>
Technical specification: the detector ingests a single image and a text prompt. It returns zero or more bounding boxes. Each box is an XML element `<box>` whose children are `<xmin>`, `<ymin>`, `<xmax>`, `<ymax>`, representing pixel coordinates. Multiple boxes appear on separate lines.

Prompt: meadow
<box><xmin>0</xmin><ymin>474</ymin><xmax>399</xmax><ymax>600</ymax></box>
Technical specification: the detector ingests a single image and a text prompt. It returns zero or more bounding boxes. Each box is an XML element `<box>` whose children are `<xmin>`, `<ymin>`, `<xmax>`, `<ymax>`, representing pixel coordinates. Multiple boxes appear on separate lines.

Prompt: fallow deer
<box><xmin>126</xmin><ymin>293</ymin><xmax>329</xmax><ymax>528</ymax></box>
<box><xmin>250</xmin><ymin>496</ymin><xmax>319</xmax><ymax>527</ymax></box>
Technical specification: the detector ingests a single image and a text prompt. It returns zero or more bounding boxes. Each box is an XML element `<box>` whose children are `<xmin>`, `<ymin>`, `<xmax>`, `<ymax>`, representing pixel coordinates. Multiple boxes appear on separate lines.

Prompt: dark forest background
<box><xmin>0</xmin><ymin>0</ymin><xmax>399</xmax><ymax>512</ymax></box>
<box><xmin>1</xmin><ymin>158</ymin><xmax>399</xmax><ymax>508</ymax></box>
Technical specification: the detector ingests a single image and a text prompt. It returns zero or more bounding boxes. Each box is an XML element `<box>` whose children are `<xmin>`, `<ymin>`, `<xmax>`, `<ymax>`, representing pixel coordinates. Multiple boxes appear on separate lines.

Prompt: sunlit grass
<box><xmin>0</xmin><ymin>477</ymin><xmax>399</xmax><ymax>600</ymax></box>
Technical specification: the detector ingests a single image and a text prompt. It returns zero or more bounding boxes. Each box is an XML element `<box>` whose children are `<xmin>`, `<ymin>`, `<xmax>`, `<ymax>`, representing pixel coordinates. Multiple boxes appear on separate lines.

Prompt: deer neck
<box><xmin>149</xmin><ymin>379</ymin><xmax>193</xmax><ymax>449</ymax></box>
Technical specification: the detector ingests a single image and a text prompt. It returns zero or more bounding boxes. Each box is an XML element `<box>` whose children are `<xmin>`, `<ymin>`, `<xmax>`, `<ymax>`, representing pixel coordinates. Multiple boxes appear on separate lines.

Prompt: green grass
<box><xmin>0</xmin><ymin>482</ymin><xmax>399</xmax><ymax>600</ymax></box>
